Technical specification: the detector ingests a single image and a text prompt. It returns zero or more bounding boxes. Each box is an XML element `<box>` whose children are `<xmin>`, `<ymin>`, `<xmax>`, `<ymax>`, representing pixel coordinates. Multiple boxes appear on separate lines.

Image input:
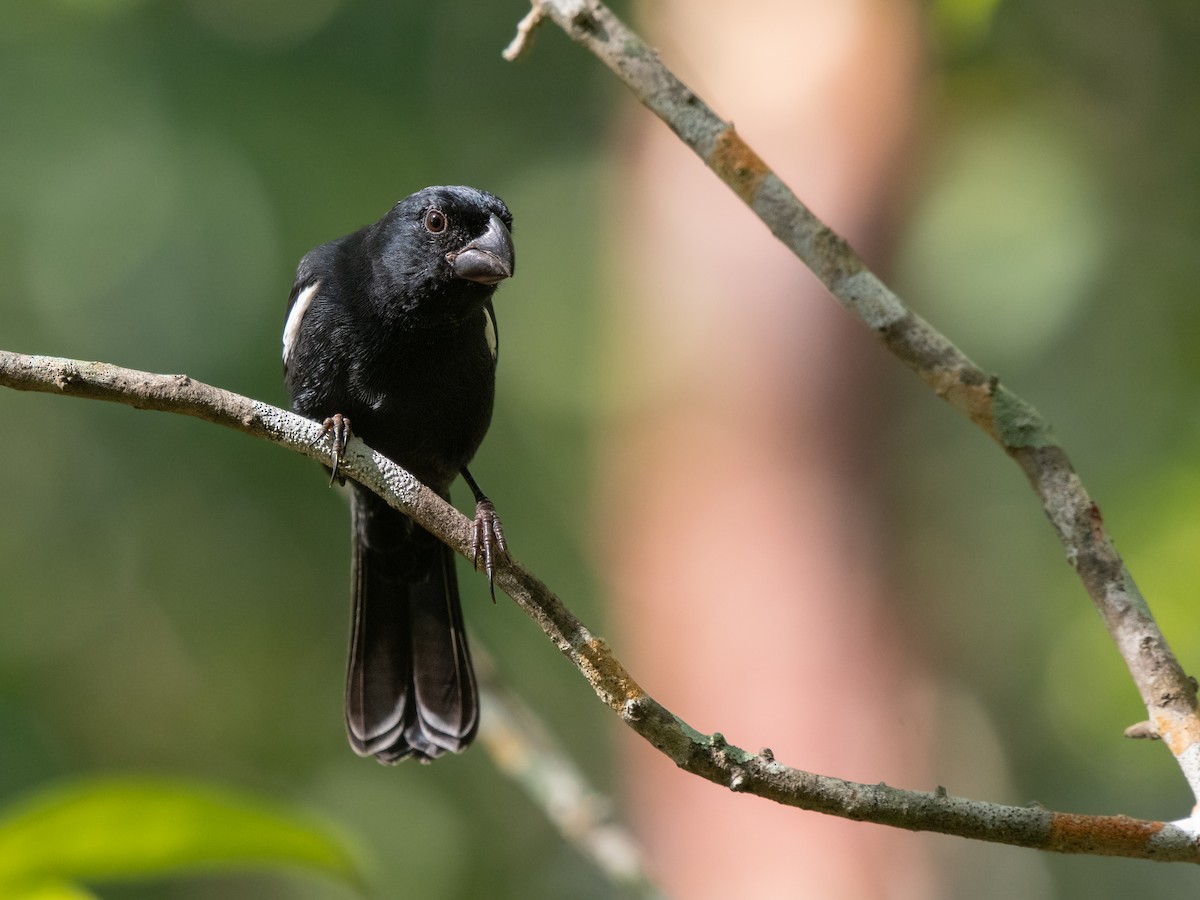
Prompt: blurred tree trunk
<box><xmin>598</xmin><ymin>2</ymin><xmax>937</xmax><ymax>896</ymax></box>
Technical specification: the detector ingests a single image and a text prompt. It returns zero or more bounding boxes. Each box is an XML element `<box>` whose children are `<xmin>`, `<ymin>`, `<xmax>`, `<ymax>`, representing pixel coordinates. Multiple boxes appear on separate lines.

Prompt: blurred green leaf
<box><xmin>896</xmin><ymin>107</ymin><xmax>1108</xmax><ymax>368</ymax></box>
<box><xmin>932</xmin><ymin>0</ymin><xmax>1002</xmax><ymax>51</ymax></box>
<box><xmin>0</xmin><ymin>777</ymin><xmax>366</xmax><ymax>893</ymax></box>
<box><xmin>5</xmin><ymin>879</ymin><xmax>100</xmax><ymax>900</ymax></box>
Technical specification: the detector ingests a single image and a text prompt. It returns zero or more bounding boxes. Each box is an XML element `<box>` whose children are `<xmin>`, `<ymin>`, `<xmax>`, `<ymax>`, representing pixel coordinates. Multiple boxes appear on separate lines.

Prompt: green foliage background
<box><xmin>1</xmin><ymin>1</ymin><xmax>1200</xmax><ymax>897</ymax></box>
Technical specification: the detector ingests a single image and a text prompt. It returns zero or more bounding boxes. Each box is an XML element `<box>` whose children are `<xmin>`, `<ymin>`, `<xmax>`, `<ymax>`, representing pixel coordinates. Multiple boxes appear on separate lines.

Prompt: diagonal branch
<box><xmin>3</xmin><ymin>349</ymin><xmax>1200</xmax><ymax>861</ymax></box>
<box><xmin>504</xmin><ymin>0</ymin><xmax>1200</xmax><ymax>811</ymax></box>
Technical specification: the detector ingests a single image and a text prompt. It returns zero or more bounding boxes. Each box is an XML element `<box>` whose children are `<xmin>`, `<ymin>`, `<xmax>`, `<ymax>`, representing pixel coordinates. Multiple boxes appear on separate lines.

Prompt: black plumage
<box><xmin>282</xmin><ymin>185</ymin><xmax>514</xmax><ymax>763</ymax></box>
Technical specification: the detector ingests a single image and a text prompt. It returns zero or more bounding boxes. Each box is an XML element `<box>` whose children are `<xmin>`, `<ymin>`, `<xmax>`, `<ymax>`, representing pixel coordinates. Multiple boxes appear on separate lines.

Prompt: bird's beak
<box><xmin>448</xmin><ymin>214</ymin><xmax>515</xmax><ymax>285</ymax></box>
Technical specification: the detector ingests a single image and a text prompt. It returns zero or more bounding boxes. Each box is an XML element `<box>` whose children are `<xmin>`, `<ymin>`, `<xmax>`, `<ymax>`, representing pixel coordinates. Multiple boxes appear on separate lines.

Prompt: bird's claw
<box><xmin>312</xmin><ymin>414</ymin><xmax>352</xmax><ymax>485</ymax></box>
<box><xmin>470</xmin><ymin>498</ymin><xmax>508</xmax><ymax>602</ymax></box>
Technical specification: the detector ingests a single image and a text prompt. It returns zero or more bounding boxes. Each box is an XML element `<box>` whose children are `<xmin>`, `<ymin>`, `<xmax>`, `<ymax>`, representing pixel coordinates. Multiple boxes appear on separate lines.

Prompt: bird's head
<box><xmin>369</xmin><ymin>185</ymin><xmax>514</xmax><ymax>321</ymax></box>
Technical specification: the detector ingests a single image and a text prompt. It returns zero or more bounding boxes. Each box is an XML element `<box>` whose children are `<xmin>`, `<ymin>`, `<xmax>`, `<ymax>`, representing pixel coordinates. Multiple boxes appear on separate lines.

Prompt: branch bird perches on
<box><xmin>2</xmin><ymin>351</ymin><xmax>1199</xmax><ymax>862</ymax></box>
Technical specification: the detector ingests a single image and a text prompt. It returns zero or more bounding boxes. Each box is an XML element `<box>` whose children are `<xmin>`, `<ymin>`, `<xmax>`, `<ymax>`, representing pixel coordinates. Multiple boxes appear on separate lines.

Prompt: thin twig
<box><xmin>474</xmin><ymin>649</ymin><xmax>664</xmax><ymax>899</ymax></box>
<box><xmin>510</xmin><ymin>0</ymin><xmax>1200</xmax><ymax>812</ymax></box>
<box><xmin>501</xmin><ymin>3</ymin><xmax>546</xmax><ymax>61</ymax></box>
<box><xmin>3</xmin><ymin>349</ymin><xmax>1199</xmax><ymax>861</ymax></box>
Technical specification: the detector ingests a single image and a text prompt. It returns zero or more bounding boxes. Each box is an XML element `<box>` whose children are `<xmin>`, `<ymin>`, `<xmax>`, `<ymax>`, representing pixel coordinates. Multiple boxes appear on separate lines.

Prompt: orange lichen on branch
<box><xmin>913</xmin><ymin>364</ymin><xmax>997</xmax><ymax>438</ymax></box>
<box><xmin>1047</xmin><ymin>812</ymin><xmax>1166</xmax><ymax>856</ymax></box>
<box><xmin>709</xmin><ymin>125</ymin><xmax>769</xmax><ymax>204</ymax></box>
<box><xmin>1154</xmin><ymin>712</ymin><xmax>1200</xmax><ymax>759</ymax></box>
<box><xmin>577</xmin><ymin>636</ymin><xmax>646</xmax><ymax>710</ymax></box>
<box><xmin>938</xmin><ymin>370</ymin><xmax>998</xmax><ymax>437</ymax></box>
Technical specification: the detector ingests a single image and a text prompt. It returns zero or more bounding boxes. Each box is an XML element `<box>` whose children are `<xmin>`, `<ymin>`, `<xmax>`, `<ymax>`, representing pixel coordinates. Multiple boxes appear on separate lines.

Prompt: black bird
<box><xmin>282</xmin><ymin>185</ymin><xmax>514</xmax><ymax>763</ymax></box>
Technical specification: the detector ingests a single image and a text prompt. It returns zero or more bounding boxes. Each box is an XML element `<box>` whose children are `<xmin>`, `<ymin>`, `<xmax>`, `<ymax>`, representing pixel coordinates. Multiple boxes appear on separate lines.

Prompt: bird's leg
<box><xmin>312</xmin><ymin>413</ymin><xmax>352</xmax><ymax>486</ymax></box>
<box><xmin>461</xmin><ymin>466</ymin><xmax>508</xmax><ymax>602</ymax></box>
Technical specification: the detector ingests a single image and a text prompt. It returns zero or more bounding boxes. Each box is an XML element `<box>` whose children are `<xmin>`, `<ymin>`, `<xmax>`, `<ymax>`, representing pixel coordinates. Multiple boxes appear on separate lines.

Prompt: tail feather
<box><xmin>346</xmin><ymin>486</ymin><xmax>479</xmax><ymax>762</ymax></box>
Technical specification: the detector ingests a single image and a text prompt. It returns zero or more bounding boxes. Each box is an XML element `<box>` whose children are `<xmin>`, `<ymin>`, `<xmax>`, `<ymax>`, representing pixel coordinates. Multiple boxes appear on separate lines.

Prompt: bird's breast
<box><xmin>350</xmin><ymin>324</ymin><xmax>496</xmax><ymax>491</ymax></box>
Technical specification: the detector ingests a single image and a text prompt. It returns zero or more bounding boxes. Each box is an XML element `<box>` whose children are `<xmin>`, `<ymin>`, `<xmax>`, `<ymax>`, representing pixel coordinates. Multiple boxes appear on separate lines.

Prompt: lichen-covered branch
<box><xmin>3</xmin><ymin>349</ymin><xmax>1199</xmax><ymax>861</ymax></box>
<box><xmin>505</xmin><ymin>0</ymin><xmax>1200</xmax><ymax>811</ymax></box>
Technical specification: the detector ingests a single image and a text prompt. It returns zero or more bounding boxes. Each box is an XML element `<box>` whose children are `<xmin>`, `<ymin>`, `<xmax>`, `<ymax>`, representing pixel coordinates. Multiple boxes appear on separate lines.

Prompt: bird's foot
<box><xmin>312</xmin><ymin>413</ymin><xmax>352</xmax><ymax>485</ymax></box>
<box><xmin>471</xmin><ymin>498</ymin><xmax>508</xmax><ymax>603</ymax></box>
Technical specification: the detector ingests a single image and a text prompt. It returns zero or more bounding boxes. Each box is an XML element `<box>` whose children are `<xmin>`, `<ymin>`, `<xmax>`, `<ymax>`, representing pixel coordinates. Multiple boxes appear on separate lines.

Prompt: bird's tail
<box><xmin>345</xmin><ymin>485</ymin><xmax>479</xmax><ymax>762</ymax></box>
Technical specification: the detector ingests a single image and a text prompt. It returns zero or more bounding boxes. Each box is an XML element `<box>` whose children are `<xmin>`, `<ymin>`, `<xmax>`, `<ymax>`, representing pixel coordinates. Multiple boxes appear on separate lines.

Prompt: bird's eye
<box><xmin>424</xmin><ymin>209</ymin><xmax>448</xmax><ymax>234</ymax></box>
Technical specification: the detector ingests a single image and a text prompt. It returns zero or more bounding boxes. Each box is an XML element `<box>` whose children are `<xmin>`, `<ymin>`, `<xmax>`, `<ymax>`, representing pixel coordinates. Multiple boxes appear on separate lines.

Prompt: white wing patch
<box><xmin>282</xmin><ymin>280</ymin><xmax>321</xmax><ymax>365</ymax></box>
<box><xmin>483</xmin><ymin>305</ymin><xmax>498</xmax><ymax>361</ymax></box>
